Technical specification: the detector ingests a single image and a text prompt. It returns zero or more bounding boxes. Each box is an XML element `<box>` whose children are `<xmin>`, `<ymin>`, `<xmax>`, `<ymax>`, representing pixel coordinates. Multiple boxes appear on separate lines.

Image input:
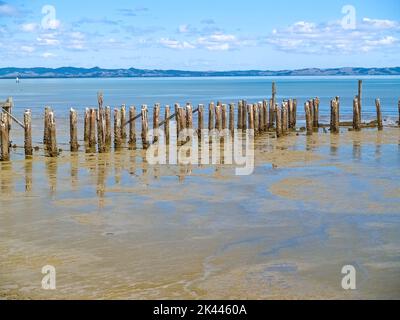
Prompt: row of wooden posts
<box><xmin>1</xmin><ymin>82</ymin><xmax>400</xmax><ymax>161</ymax></box>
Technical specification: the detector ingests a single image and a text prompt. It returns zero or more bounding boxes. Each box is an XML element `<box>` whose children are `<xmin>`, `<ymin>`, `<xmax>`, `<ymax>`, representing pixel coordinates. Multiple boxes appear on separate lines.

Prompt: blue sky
<box><xmin>0</xmin><ymin>0</ymin><xmax>399</xmax><ymax>70</ymax></box>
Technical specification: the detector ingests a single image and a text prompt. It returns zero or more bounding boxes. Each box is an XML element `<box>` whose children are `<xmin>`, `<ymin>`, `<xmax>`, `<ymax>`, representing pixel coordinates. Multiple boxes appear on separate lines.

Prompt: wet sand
<box><xmin>1</xmin><ymin>127</ymin><xmax>400</xmax><ymax>299</ymax></box>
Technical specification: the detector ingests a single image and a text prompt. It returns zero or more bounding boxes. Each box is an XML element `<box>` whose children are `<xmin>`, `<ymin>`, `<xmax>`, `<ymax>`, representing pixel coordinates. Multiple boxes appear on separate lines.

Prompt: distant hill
<box><xmin>1</xmin><ymin>66</ymin><xmax>400</xmax><ymax>79</ymax></box>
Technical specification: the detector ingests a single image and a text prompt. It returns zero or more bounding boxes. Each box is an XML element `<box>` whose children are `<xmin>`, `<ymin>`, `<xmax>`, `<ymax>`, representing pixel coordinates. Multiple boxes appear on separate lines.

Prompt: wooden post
<box><xmin>229</xmin><ymin>103</ymin><xmax>235</xmax><ymax>133</ymax></box>
<box><xmin>215</xmin><ymin>105</ymin><xmax>222</xmax><ymax>131</ymax></box>
<box><xmin>198</xmin><ymin>104</ymin><xmax>204</xmax><ymax>137</ymax></box>
<box><xmin>174</xmin><ymin>103</ymin><xmax>180</xmax><ymax>136</ymax></box>
<box><xmin>258</xmin><ymin>102</ymin><xmax>264</xmax><ymax>132</ymax></box>
<box><xmin>358</xmin><ymin>80</ymin><xmax>362</xmax><ymax>123</ymax></box>
<box><xmin>269</xmin><ymin>99</ymin><xmax>275</xmax><ymax>130</ymax></box>
<box><xmin>248</xmin><ymin>104</ymin><xmax>254</xmax><ymax>130</ymax></box>
<box><xmin>375</xmin><ymin>99</ymin><xmax>383</xmax><ymax>131</ymax></box>
<box><xmin>242</xmin><ymin>100</ymin><xmax>247</xmax><ymax>130</ymax></box>
<box><xmin>153</xmin><ymin>103</ymin><xmax>160</xmax><ymax>142</ymax></box>
<box><xmin>208</xmin><ymin>102</ymin><xmax>215</xmax><ymax>131</ymax></box>
<box><xmin>43</xmin><ymin>106</ymin><xmax>50</xmax><ymax>147</ymax></box>
<box><xmin>253</xmin><ymin>103</ymin><xmax>259</xmax><ymax>134</ymax></box>
<box><xmin>24</xmin><ymin>109</ymin><xmax>33</xmax><ymax>157</ymax></box>
<box><xmin>263</xmin><ymin>100</ymin><xmax>268</xmax><ymax>131</ymax></box>
<box><xmin>141</xmin><ymin>105</ymin><xmax>149</xmax><ymax>149</ymax></box>
<box><xmin>275</xmin><ymin>104</ymin><xmax>282</xmax><ymax>138</ymax></box>
<box><xmin>129</xmin><ymin>106</ymin><xmax>136</xmax><ymax>148</ymax></box>
<box><xmin>84</xmin><ymin>107</ymin><xmax>90</xmax><ymax>144</ymax></box>
<box><xmin>121</xmin><ymin>105</ymin><xmax>127</xmax><ymax>140</ymax></box>
<box><xmin>283</xmin><ymin>102</ymin><xmax>289</xmax><ymax>135</ymax></box>
<box><xmin>48</xmin><ymin>111</ymin><xmax>58</xmax><ymax>157</ymax></box>
<box><xmin>165</xmin><ymin>105</ymin><xmax>170</xmax><ymax>143</ymax></box>
<box><xmin>178</xmin><ymin>107</ymin><xmax>186</xmax><ymax>133</ymax></box>
<box><xmin>293</xmin><ymin>99</ymin><xmax>297</xmax><ymax>129</ymax></box>
<box><xmin>313</xmin><ymin>97</ymin><xmax>319</xmax><ymax>129</ymax></box>
<box><xmin>70</xmin><ymin>108</ymin><xmax>79</xmax><ymax>152</ymax></box>
<box><xmin>330</xmin><ymin>99</ymin><xmax>339</xmax><ymax>133</ymax></box>
<box><xmin>114</xmin><ymin>108</ymin><xmax>122</xmax><ymax>150</ymax></box>
<box><xmin>105</xmin><ymin>106</ymin><xmax>111</xmax><ymax>147</ymax></box>
<box><xmin>238</xmin><ymin>100</ymin><xmax>243</xmax><ymax>130</ymax></box>
<box><xmin>0</xmin><ymin>113</ymin><xmax>9</xmax><ymax>161</ymax></box>
<box><xmin>272</xmin><ymin>82</ymin><xmax>276</xmax><ymax>108</ymax></box>
<box><xmin>221</xmin><ymin>104</ymin><xmax>227</xmax><ymax>130</ymax></box>
<box><xmin>398</xmin><ymin>99</ymin><xmax>400</xmax><ymax>126</ymax></box>
<box><xmin>89</xmin><ymin>108</ymin><xmax>97</xmax><ymax>149</ymax></box>
<box><xmin>186</xmin><ymin>104</ymin><xmax>193</xmax><ymax>129</ymax></box>
<box><xmin>304</xmin><ymin>101</ymin><xmax>313</xmax><ymax>136</ymax></box>
<box><xmin>97</xmin><ymin>108</ymin><xmax>105</xmax><ymax>153</ymax></box>
<box><xmin>353</xmin><ymin>97</ymin><xmax>361</xmax><ymax>131</ymax></box>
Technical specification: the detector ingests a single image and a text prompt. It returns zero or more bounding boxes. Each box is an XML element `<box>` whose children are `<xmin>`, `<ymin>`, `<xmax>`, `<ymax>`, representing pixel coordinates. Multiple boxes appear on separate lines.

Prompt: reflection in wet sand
<box><xmin>1</xmin><ymin>128</ymin><xmax>400</xmax><ymax>299</ymax></box>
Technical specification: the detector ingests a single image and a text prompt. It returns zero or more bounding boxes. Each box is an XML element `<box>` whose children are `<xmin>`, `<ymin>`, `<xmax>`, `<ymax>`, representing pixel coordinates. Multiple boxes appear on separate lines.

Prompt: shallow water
<box><xmin>1</xmin><ymin>128</ymin><xmax>399</xmax><ymax>299</ymax></box>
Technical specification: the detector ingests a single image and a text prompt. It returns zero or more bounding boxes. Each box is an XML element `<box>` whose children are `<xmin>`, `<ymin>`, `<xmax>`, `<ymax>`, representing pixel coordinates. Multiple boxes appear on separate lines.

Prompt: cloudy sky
<box><xmin>0</xmin><ymin>0</ymin><xmax>399</xmax><ymax>70</ymax></box>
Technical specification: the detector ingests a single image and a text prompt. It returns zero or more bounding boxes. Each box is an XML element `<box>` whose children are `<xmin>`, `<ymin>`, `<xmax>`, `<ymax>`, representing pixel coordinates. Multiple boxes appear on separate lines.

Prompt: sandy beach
<box><xmin>1</xmin><ymin>127</ymin><xmax>399</xmax><ymax>299</ymax></box>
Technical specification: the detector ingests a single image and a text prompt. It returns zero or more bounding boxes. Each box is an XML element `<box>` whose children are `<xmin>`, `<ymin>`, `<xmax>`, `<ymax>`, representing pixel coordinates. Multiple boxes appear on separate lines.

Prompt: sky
<box><xmin>0</xmin><ymin>0</ymin><xmax>399</xmax><ymax>70</ymax></box>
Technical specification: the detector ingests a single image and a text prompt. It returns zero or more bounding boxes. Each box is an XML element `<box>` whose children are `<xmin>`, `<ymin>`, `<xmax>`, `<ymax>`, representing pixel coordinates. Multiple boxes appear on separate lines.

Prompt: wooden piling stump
<box><xmin>293</xmin><ymin>99</ymin><xmax>297</xmax><ymax>129</ymax></box>
<box><xmin>129</xmin><ymin>106</ymin><xmax>136</xmax><ymax>148</ymax></box>
<box><xmin>248</xmin><ymin>104</ymin><xmax>254</xmax><ymax>131</ymax></box>
<box><xmin>215</xmin><ymin>105</ymin><xmax>222</xmax><ymax>131</ymax></box>
<box><xmin>263</xmin><ymin>100</ymin><xmax>268</xmax><ymax>131</ymax></box>
<box><xmin>304</xmin><ymin>101</ymin><xmax>313</xmax><ymax>136</ymax></box>
<box><xmin>353</xmin><ymin>97</ymin><xmax>361</xmax><ymax>131</ymax></box>
<box><xmin>0</xmin><ymin>113</ymin><xmax>9</xmax><ymax>161</ymax></box>
<box><xmin>208</xmin><ymin>102</ymin><xmax>215</xmax><ymax>131</ymax></box>
<box><xmin>120</xmin><ymin>105</ymin><xmax>126</xmax><ymax>140</ymax></box>
<box><xmin>253</xmin><ymin>104</ymin><xmax>259</xmax><ymax>134</ymax></box>
<box><xmin>358</xmin><ymin>80</ymin><xmax>362</xmax><ymax>123</ymax></box>
<box><xmin>313</xmin><ymin>97</ymin><xmax>320</xmax><ymax>129</ymax></box>
<box><xmin>105</xmin><ymin>106</ymin><xmax>112</xmax><ymax>147</ymax></box>
<box><xmin>275</xmin><ymin>104</ymin><xmax>282</xmax><ymax>138</ymax></box>
<box><xmin>221</xmin><ymin>104</ymin><xmax>227</xmax><ymax>130</ymax></box>
<box><xmin>269</xmin><ymin>99</ymin><xmax>275</xmax><ymax>130</ymax></box>
<box><xmin>114</xmin><ymin>108</ymin><xmax>122</xmax><ymax>150</ymax></box>
<box><xmin>186</xmin><ymin>104</ymin><xmax>193</xmax><ymax>129</ymax></box>
<box><xmin>97</xmin><ymin>108</ymin><xmax>105</xmax><ymax>153</ymax></box>
<box><xmin>69</xmin><ymin>108</ymin><xmax>79</xmax><ymax>152</ymax></box>
<box><xmin>330</xmin><ymin>99</ymin><xmax>339</xmax><ymax>134</ymax></box>
<box><xmin>89</xmin><ymin>108</ymin><xmax>97</xmax><ymax>149</ymax></box>
<box><xmin>43</xmin><ymin>106</ymin><xmax>50</xmax><ymax>147</ymax></box>
<box><xmin>242</xmin><ymin>100</ymin><xmax>247</xmax><ymax>130</ymax></box>
<box><xmin>84</xmin><ymin>107</ymin><xmax>90</xmax><ymax>144</ymax></box>
<box><xmin>198</xmin><ymin>104</ymin><xmax>204</xmax><ymax>137</ymax></box>
<box><xmin>48</xmin><ymin>111</ymin><xmax>58</xmax><ymax>157</ymax></box>
<box><xmin>229</xmin><ymin>103</ymin><xmax>235</xmax><ymax>133</ymax></box>
<box><xmin>24</xmin><ymin>109</ymin><xmax>33</xmax><ymax>156</ymax></box>
<box><xmin>375</xmin><ymin>99</ymin><xmax>383</xmax><ymax>131</ymax></box>
<box><xmin>238</xmin><ymin>100</ymin><xmax>243</xmax><ymax>130</ymax></box>
<box><xmin>141</xmin><ymin>105</ymin><xmax>149</xmax><ymax>149</ymax></box>
<box><xmin>282</xmin><ymin>102</ymin><xmax>288</xmax><ymax>135</ymax></box>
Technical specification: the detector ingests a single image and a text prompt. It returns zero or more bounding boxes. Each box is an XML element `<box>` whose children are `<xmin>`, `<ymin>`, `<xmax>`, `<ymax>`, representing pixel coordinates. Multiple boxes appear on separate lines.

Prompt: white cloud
<box><xmin>21</xmin><ymin>23</ymin><xmax>38</xmax><ymax>32</ymax></box>
<box><xmin>37</xmin><ymin>33</ymin><xmax>60</xmax><ymax>46</ymax></box>
<box><xmin>266</xmin><ymin>18</ymin><xmax>400</xmax><ymax>54</ymax></box>
<box><xmin>20</xmin><ymin>45</ymin><xmax>35</xmax><ymax>53</ymax></box>
<box><xmin>159</xmin><ymin>38</ymin><xmax>195</xmax><ymax>49</ymax></box>
<box><xmin>0</xmin><ymin>2</ymin><xmax>17</xmax><ymax>16</ymax></box>
<box><xmin>41</xmin><ymin>52</ymin><xmax>56</xmax><ymax>58</ymax></box>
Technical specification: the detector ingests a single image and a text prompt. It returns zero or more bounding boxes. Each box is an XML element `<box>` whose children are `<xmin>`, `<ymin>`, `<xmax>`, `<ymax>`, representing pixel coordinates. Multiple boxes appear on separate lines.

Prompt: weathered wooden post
<box><xmin>272</xmin><ymin>82</ymin><xmax>276</xmax><ymax>108</ymax></box>
<box><xmin>304</xmin><ymin>101</ymin><xmax>313</xmax><ymax>136</ymax></box>
<box><xmin>215</xmin><ymin>105</ymin><xmax>222</xmax><ymax>131</ymax></box>
<box><xmin>248</xmin><ymin>104</ymin><xmax>254</xmax><ymax>130</ymax></box>
<box><xmin>263</xmin><ymin>100</ymin><xmax>268</xmax><ymax>131</ymax></box>
<box><xmin>353</xmin><ymin>97</ymin><xmax>361</xmax><ymax>131</ymax></box>
<box><xmin>89</xmin><ymin>108</ymin><xmax>97</xmax><ymax>150</ymax></box>
<box><xmin>105</xmin><ymin>106</ymin><xmax>111</xmax><ymax>147</ymax></box>
<box><xmin>275</xmin><ymin>104</ymin><xmax>282</xmax><ymax>138</ymax></box>
<box><xmin>178</xmin><ymin>107</ymin><xmax>186</xmax><ymax>133</ymax></box>
<box><xmin>221</xmin><ymin>104</ymin><xmax>227</xmax><ymax>130</ymax></box>
<box><xmin>164</xmin><ymin>105</ymin><xmax>171</xmax><ymax>143</ymax></box>
<box><xmin>129</xmin><ymin>106</ymin><xmax>136</xmax><ymax>148</ymax></box>
<box><xmin>241</xmin><ymin>100</ymin><xmax>247</xmax><ymax>130</ymax></box>
<box><xmin>24</xmin><ymin>109</ymin><xmax>33</xmax><ymax>157</ymax></box>
<box><xmin>398</xmin><ymin>99</ymin><xmax>400</xmax><ymax>126</ymax></box>
<box><xmin>114</xmin><ymin>108</ymin><xmax>122</xmax><ymax>150</ymax></box>
<box><xmin>358</xmin><ymin>80</ymin><xmax>362</xmax><ymax>123</ymax></box>
<box><xmin>43</xmin><ymin>106</ymin><xmax>50</xmax><ymax>147</ymax></box>
<box><xmin>70</xmin><ymin>108</ymin><xmax>79</xmax><ymax>152</ymax></box>
<box><xmin>208</xmin><ymin>102</ymin><xmax>215</xmax><ymax>131</ymax></box>
<box><xmin>141</xmin><ymin>105</ymin><xmax>149</xmax><ymax>149</ymax></box>
<box><xmin>293</xmin><ymin>99</ymin><xmax>297</xmax><ymax>129</ymax></box>
<box><xmin>0</xmin><ymin>113</ymin><xmax>9</xmax><ymax>161</ymax></box>
<box><xmin>269</xmin><ymin>99</ymin><xmax>275</xmax><ymax>130</ymax></box>
<box><xmin>282</xmin><ymin>102</ymin><xmax>288</xmax><ymax>135</ymax></box>
<box><xmin>198</xmin><ymin>104</ymin><xmax>204</xmax><ymax>137</ymax></box>
<box><xmin>120</xmin><ymin>105</ymin><xmax>127</xmax><ymax>140</ymax></box>
<box><xmin>330</xmin><ymin>99</ymin><xmax>339</xmax><ymax>133</ymax></box>
<box><xmin>238</xmin><ymin>100</ymin><xmax>243</xmax><ymax>130</ymax></box>
<box><xmin>97</xmin><ymin>109</ymin><xmax>106</xmax><ymax>153</ymax></box>
<box><xmin>186</xmin><ymin>104</ymin><xmax>193</xmax><ymax>129</ymax></box>
<box><xmin>375</xmin><ymin>99</ymin><xmax>383</xmax><ymax>131</ymax></box>
<box><xmin>84</xmin><ymin>107</ymin><xmax>90</xmax><ymax>144</ymax></box>
<box><xmin>229</xmin><ymin>103</ymin><xmax>235</xmax><ymax>133</ymax></box>
<box><xmin>48</xmin><ymin>111</ymin><xmax>58</xmax><ymax>157</ymax></box>
<box><xmin>253</xmin><ymin>103</ymin><xmax>259</xmax><ymax>134</ymax></box>
<box><xmin>313</xmin><ymin>97</ymin><xmax>319</xmax><ymax>129</ymax></box>
<box><xmin>258</xmin><ymin>102</ymin><xmax>264</xmax><ymax>132</ymax></box>
<box><xmin>153</xmin><ymin>103</ymin><xmax>160</xmax><ymax>142</ymax></box>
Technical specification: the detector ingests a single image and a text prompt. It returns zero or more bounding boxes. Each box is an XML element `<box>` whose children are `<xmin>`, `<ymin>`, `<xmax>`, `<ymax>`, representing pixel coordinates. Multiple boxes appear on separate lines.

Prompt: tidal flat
<box><xmin>1</xmin><ymin>128</ymin><xmax>400</xmax><ymax>299</ymax></box>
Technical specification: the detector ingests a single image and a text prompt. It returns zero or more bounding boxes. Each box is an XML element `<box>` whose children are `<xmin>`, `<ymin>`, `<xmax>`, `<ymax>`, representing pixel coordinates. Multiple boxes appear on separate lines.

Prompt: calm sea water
<box><xmin>1</xmin><ymin>76</ymin><xmax>399</xmax><ymax>123</ymax></box>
